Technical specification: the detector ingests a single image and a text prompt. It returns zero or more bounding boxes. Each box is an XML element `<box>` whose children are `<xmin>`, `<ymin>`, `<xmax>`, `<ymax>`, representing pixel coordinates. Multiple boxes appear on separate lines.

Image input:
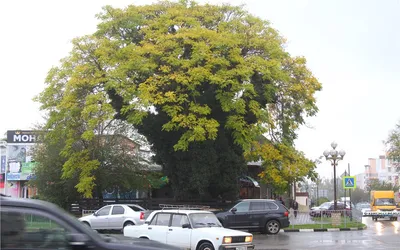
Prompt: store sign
<box><xmin>6</xmin><ymin>172</ymin><xmax>21</xmax><ymax>181</ymax></box>
<box><xmin>7</xmin><ymin>130</ymin><xmax>41</xmax><ymax>144</ymax></box>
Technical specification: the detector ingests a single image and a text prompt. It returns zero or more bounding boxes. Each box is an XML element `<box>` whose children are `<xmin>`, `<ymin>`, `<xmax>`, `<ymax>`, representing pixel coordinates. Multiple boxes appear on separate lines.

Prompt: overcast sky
<box><xmin>1</xmin><ymin>0</ymin><xmax>399</xmax><ymax>178</ymax></box>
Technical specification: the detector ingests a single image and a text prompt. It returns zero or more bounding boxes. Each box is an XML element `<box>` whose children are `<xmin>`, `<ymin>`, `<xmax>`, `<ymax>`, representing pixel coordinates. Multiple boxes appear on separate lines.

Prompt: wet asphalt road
<box><xmin>254</xmin><ymin>216</ymin><xmax>400</xmax><ymax>250</ymax></box>
<box><xmin>104</xmin><ymin>217</ymin><xmax>400</xmax><ymax>249</ymax></box>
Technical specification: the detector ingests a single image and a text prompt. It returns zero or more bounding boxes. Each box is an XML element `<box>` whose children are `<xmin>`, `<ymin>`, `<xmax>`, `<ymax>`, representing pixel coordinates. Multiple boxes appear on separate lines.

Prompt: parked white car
<box><xmin>79</xmin><ymin>204</ymin><xmax>150</xmax><ymax>230</ymax></box>
<box><xmin>123</xmin><ymin>207</ymin><xmax>255</xmax><ymax>250</ymax></box>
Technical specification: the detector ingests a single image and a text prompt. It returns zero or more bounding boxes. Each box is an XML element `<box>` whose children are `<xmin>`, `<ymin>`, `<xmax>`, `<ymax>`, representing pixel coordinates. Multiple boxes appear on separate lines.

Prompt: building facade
<box><xmin>364</xmin><ymin>155</ymin><xmax>399</xmax><ymax>188</ymax></box>
<box><xmin>3</xmin><ymin>130</ymin><xmax>38</xmax><ymax>198</ymax></box>
<box><xmin>355</xmin><ymin>172</ymin><xmax>366</xmax><ymax>190</ymax></box>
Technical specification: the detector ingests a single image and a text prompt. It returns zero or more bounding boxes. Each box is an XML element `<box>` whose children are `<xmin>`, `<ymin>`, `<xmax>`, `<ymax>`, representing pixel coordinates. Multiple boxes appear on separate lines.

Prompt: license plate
<box><xmin>236</xmin><ymin>247</ymin><xmax>246</xmax><ymax>250</ymax></box>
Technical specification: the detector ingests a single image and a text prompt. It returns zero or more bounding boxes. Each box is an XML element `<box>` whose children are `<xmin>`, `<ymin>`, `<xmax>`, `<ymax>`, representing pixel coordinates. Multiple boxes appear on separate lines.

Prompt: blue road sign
<box><xmin>343</xmin><ymin>176</ymin><xmax>356</xmax><ymax>189</ymax></box>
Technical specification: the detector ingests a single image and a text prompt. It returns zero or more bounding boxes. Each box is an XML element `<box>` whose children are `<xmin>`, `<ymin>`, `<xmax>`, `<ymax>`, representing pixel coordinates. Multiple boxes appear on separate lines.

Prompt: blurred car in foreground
<box><xmin>124</xmin><ymin>204</ymin><xmax>255</xmax><ymax>250</ymax></box>
<box><xmin>0</xmin><ymin>195</ymin><xmax>178</xmax><ymax>250</ymax></box>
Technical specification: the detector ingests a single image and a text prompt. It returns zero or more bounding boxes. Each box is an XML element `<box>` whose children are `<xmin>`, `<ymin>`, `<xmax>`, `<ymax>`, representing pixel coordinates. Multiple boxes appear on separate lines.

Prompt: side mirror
<box><xmin>93</xmin><ymin>212</ymin><xmax>98</xmax><ymax>217</ymax></box>
<box><xmin>231</xmin><ymin>207</ymin><xmax>237</xmax><ymax>214</ymax></box>
<box><xmin>67</xmin><ymin>233</ymin><xmax>90</xmax><ymax>248</ymax></box>
<box><xmin>182</xmin><ymin>223</ymin><xmax>191</xmax><ymax>229</ymax></box>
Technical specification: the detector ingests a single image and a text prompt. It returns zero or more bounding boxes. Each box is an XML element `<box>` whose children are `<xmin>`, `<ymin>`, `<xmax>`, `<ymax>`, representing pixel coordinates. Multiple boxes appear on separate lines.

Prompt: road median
<box><xmin>283</xmin><ymin>223</ymin><xmax>367</xmax><ymax>232</ymax></box>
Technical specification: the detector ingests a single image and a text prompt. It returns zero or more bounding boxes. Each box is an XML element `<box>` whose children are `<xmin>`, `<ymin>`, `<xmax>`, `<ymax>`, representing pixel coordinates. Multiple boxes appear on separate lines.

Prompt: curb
<box><xmin>283</xmin><ymin>225</ymin><xmax>367</xmax><ymax>232</ymax></box>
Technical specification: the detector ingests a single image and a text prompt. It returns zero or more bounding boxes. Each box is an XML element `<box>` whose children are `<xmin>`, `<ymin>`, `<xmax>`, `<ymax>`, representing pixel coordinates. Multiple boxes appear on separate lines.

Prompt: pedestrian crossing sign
<box><xmin>343</xmin><ymin>176</ymin><xmax>356</xmax><ymax>189</ymax></box>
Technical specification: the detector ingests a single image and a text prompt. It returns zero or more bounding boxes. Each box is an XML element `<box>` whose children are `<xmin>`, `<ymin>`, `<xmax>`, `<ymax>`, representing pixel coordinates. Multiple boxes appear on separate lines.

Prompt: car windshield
<box><xmin>320</xmin><ymin>202</ymin><xmax>331</xmax><ymax>209</ymax></box>
<box><xmin>360</xmin><ymin>204</ymin><xmax>370</xmax><ymax>209</ymax></box>
<box><xmin>375</xmin><ymin>198</ymin><xmax>395</xmax><ymax>206</ymax></box>
<box><xmin>189</xmin><ymin>213</ymin><xmax>222</xmax><ymax>228</ymax></box>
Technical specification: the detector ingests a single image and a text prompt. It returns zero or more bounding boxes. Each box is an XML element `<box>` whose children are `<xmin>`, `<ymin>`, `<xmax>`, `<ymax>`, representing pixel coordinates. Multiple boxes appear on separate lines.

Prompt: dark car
<box><xmin>309</xmin><ymin>201</ymin><xmax>351</xmax><ymax>217</ymax></box>
<box><xmin>0</xmin><ymin>195</ymin><xmax>179</xmax><ymax>250</ymax></box>
<box><xmin>215</xmin><ymin>199</ymin><xmax>290</xmax><ymax>234</ymax></box>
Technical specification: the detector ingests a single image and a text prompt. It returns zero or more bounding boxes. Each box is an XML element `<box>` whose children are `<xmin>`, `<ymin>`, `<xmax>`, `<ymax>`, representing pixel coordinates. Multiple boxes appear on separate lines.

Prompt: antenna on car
<box><xmin>159</xmin><ymin>204</ymin><xmax>211</xmax><ymax>211</ymax></box>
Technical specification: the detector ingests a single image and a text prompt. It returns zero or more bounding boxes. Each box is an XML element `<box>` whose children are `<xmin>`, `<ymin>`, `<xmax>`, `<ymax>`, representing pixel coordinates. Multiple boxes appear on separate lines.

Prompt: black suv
<box><xmin>215</xmin><ymin>199</ymin><xmax>290</xmax><ymax>234</ymax></box>
<box><xmin>0</xmin><ymin>195</ymin><xmax>179</xmax><ymax>250</ymax></box>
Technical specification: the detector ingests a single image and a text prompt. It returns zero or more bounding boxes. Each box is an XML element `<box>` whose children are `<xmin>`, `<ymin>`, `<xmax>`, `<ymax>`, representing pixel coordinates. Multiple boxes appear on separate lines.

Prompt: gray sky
<box><xmin>1</xmin><ymin>0</ymin><xmax>399</xmax><ymax>178</ymax></box>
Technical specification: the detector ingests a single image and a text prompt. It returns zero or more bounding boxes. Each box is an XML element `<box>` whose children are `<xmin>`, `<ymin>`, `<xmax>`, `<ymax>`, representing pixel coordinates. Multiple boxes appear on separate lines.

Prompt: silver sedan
<box><xmin>79</xmin><ymin>204</ymin><xmax>150</xmax><ymax>231</ymax></box>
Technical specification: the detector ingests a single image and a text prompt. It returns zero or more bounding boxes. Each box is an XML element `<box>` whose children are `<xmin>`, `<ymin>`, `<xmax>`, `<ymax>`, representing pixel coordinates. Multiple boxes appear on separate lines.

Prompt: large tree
<box><xmin>36</xmin><ymin>1</ymin><xmax>321</xmax><ymax>200</ymax></box>
<box><xmin>386</xmin><ymin>122</ymin><xmax>400</xmax><ymax>167</ymax></box>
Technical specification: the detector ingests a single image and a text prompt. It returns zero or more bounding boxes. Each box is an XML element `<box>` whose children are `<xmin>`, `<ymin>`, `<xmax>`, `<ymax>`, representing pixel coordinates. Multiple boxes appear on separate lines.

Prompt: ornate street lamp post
<box><xmin>323</xmin><ymin>142</ymin><xmax>346</xmax><ymax>211</ymax></box>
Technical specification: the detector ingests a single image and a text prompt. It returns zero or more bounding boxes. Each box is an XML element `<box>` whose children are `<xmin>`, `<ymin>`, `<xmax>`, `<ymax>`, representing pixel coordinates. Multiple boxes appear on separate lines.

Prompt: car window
<box><xmin>1</xmin><ymin>210</ymin><xmax>72</xmax><ymax>249</ymax></box>
<box><xmin>111</xmin><ymin>206</ymin><xmax>125</xmax><ymax>215</ymax></box>
<box><xmin>250</xmin><ymin>201</ymin><xmax>266</xmax><ymax>211</ymax></box>
<box><xmin>128</xmin><ymin>205</ymin><xmax>145</xmax><ymax>212</ymax></box>
<box><xmin>170</xmin><ymin>214</ymin><xmax>189</xmax><ymax>227</ymax></box>
<box><xmin>97</xmin><ymin>206</ymin><xmax>111</xmax><ymax>216</ymax></box>
<box><xmin>150</xmin><ymin>213</ymin><xmax>171</xmax><ymax>226</ymax></box>
<box><xmin>265</xmin><ymin>202</ymin><xmax>278</xmax><ymax>210</ymax></box>
<box><xmin>375</xmin><ymin>198</ymin><xmax>395</xmax><ymax>206</ymax></box>
<box><xmin>189</xmin><ymin>213</ymin><xmax>222</xmax><ymax>228</ymax></box>
<box><xmin>233</xmin><ymin>201</ymin><xmax>250</xmax><ymax>212</ymax></box>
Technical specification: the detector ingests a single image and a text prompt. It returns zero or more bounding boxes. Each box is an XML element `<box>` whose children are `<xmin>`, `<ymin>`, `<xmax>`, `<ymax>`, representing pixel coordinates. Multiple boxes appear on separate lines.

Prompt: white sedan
<box><xmin>124</xmin><ymin>209</ymin><xmax>255</xmax><ymax>250</ymax></box>
<box><xmin>79</xmin><ymin>204</ymin><xmax>149</xmax><ymax>231</ymax></box>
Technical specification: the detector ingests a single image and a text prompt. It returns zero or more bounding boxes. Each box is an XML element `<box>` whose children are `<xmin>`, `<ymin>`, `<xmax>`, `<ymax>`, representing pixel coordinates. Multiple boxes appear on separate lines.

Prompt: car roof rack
<box><xmin>159</xmin><ymin>204</ymin><xmax>211</xmax><ymax>210</ymax></box>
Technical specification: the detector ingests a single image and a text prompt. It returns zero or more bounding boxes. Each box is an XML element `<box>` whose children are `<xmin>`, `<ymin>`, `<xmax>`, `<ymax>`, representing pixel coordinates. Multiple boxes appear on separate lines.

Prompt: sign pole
<box><xmin>348</xmin><ymin>163</ymin><xmax>352</xmax><ymax>221</ymax></box>
<box><xmin>344</xmin><ymin>170</ymin><xmax>347</xmax><ymax>209</ymax></box>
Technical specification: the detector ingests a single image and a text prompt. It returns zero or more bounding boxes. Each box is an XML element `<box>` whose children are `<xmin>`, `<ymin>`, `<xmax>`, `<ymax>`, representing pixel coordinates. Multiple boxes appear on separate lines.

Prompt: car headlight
<box><xmin>223</xmin><ymin>237</ymin><xmax>232</xmax><ymax>244</ymax></box>
<box><xmin>245</xmin><ymin>236</ymin><xmax>253</xmax><ymax>243</ymax></box>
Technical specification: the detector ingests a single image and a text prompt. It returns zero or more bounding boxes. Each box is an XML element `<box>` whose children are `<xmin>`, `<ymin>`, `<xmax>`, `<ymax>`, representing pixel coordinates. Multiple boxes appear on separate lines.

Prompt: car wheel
<box><xmin>198</xmin><ymin>242</ymin><xmax>214</xmax><ymax>250</ymax></box>
<box><xmin>265</xmin><ymin>219</ymin><xmax>281</xmax><ymax>234</ymax></box>
<box><xmin>124</xmin><ymin>221</ymin><xmax>135</xmax><ymax>228</ymax></box>
<box><xmin>82</xmin><ymin>221</ymin><xmax>91</xmax><ymax>228</ymax></box>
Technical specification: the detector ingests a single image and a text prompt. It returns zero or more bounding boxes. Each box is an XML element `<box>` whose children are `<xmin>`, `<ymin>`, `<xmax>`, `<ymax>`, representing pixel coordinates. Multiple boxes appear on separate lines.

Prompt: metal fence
<box><xmin>70</xmin><ymin>198</ymin><xmax>232</xmax><ymax>217</ymax></box>
<box><xmin>287</xmin><ymin>209</ymin><xmax>364</xmax><ymax>229</ymax></box>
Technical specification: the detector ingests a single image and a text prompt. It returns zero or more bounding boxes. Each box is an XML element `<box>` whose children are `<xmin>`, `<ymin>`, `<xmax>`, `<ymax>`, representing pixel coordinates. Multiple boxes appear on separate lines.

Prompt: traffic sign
<box><xmin>343</xmin><ymin>176</ymin><xmax>356</xmax><ymax>189</ymax></box>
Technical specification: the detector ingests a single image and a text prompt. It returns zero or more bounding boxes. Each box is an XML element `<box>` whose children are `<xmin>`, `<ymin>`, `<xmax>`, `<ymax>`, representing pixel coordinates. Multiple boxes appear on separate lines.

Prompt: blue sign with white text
<box><xmin>6</xmin><ymin>172</ymin><xmax>21</xmax><ymax>181</ymax></box>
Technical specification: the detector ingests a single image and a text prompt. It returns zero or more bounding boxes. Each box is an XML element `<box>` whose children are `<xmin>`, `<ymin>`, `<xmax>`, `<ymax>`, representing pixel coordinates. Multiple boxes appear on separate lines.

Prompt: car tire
<box><xmin>265</xmin><ymin>219</ymin><xmax>281</xmax><ymax>234</ymax></box>
<box><xmin>82</xmin><ymin>221</ymin><xmax>91</xmax><ymax>228</ymax></box>
<box><xmin>198</xmin><ymin>242</ymin><xmax>214</xmax><ymax>250</ymax></box>
<box><xmin>123</xmin><ymin>221</ymin><xmax>135</xmax><ymax>228</ymax></box>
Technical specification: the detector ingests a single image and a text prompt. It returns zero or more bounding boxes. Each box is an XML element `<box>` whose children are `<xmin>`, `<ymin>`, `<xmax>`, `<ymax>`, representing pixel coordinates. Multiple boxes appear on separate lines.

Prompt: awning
<box><xmin>239</xmin><ymin>176</ymin><xmax>260</xmax><ymax>188</ymax></box>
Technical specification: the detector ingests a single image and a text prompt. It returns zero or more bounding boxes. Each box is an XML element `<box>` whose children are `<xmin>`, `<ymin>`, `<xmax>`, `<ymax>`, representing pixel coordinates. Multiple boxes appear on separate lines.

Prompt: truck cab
<box><xmin>370</xmin><ymin>190</ymin><xmax>397</xmax><ymax>221</ymax></box>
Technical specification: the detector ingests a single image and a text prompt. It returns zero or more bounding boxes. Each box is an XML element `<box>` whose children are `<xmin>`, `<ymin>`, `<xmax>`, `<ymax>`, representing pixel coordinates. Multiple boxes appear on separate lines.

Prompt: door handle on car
<box><xmin>169</xmin><ymin>229</ymin><xmax>173</xmax><ymax>231</ymax></box>
<box><xmin>148</xmin><ymin>227</ymin><xmax>152</xmax><ymax>230</ymax></box>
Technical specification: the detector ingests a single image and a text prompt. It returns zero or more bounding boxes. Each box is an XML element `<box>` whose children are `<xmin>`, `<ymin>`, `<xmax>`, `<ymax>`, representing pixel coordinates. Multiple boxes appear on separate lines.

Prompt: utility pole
<box><xmin>344</xmin><ymin>170</ymin><xmax>347</xmax><ymax>209</ymax></box>
<box><xmin>348</xmin><ymin>163</ymin><xmax>352</xmax><ymax>221</ymax></box>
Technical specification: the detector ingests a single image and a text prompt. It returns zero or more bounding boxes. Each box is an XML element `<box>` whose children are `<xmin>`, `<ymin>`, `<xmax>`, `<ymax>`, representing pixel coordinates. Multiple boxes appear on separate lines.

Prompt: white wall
<box><xmin>296</xmin><ymin>196</ymin><xmax>309</xmax><ymax>207</ymax></box>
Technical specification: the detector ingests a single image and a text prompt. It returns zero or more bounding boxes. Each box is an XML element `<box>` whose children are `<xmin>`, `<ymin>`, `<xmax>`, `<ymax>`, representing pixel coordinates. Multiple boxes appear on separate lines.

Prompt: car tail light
<box><xmin>284</xmin><ymin>211</ymin><xmax>289</xmax><ymax>217</ymax></box>
<box><xmin>140</xmin><ymin>212</ymin><xmax>145</xmax><ymax>220</ymax></box>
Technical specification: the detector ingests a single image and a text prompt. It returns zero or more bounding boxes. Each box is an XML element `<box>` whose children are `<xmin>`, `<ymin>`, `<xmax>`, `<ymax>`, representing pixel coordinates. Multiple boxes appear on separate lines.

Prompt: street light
<box><xmin>323</xmin><ymin>141</ymin><xmax>346</xmax><ymax>210</ymax></box>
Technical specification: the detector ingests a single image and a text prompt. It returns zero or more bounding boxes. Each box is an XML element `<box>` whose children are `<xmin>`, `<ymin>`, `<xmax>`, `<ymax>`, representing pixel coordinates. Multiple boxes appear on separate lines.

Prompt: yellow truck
<box><xmin>370</xmin><ymin>190</ymin><xmax>397</xmax><ymax>221</ymax></box>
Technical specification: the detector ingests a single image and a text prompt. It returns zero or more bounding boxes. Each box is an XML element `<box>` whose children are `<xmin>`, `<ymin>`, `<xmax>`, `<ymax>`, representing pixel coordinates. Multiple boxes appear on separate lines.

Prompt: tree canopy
<box><xmin>386</xmin><ymin>122</ymin><xmax>400</xmax><ymax>166</ymax></box>
<box><xmin>30</xmin><ymin>121</ymin><xmax>161</xmax><ymax>205</ymax></box>
<box><xmin>366</xmin><ymin>179</ymin><xmax>400</xmax><ymax>192</ymax></box>
<box><xmin>36</xmin><ymin>0</ymin><xmax>321</xmax><ymax>200</ymax></box>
